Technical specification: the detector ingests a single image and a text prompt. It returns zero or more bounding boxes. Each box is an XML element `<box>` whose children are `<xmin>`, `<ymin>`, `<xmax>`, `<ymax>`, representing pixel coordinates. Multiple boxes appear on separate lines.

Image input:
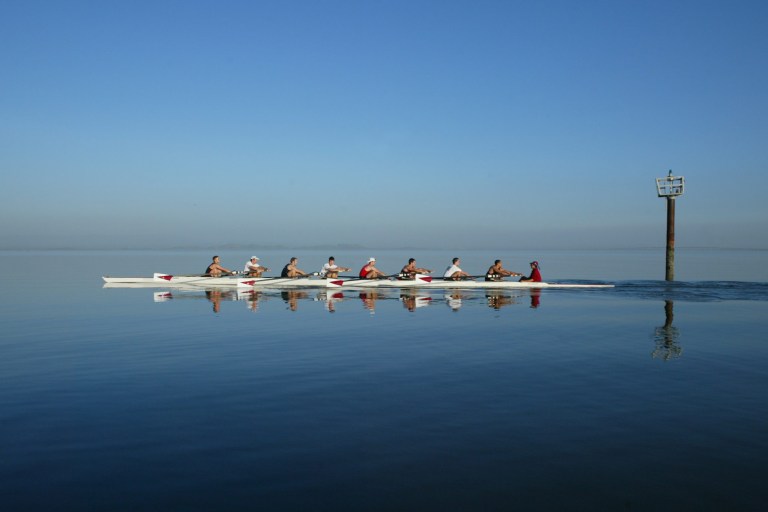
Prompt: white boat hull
<box><xmin>103</xmin><ymin>273</ymin><xmax>613</xmax><ymax>290</ymax></box>
<box><xmin>103</xmin><ymin>273</ymin><xmax>346</xmax><ymax>288</ymax></box>
<box><xmin>339</xmin><ymin>276</ymin><xmax>613</xmax><ymax>289</ymax></box>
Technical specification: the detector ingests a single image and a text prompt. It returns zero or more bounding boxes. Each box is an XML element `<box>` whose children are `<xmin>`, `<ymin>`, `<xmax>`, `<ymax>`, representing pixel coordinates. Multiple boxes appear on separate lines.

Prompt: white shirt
<box><xmin>320</xmin><ymin>262</ymin><xmax>339</xmax><ymax>277</ymax></box>
<box><xmin>244</xmin><ymin>260</ymin><xmax>262</xmax><ymax>272</ymax></box>
<box><xmin>444</xmin><ymin>265</ymin><xmax>462</xmax><ymax>278</ymax></box>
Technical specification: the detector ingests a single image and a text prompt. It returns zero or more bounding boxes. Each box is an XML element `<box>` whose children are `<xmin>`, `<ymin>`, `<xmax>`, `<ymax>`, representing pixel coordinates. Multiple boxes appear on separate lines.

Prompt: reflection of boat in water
<box><xmin>144</xmin><ymin>286</ymin><xmax>266</xmax><ymax>312</ymax></box>
<box><xmin>110</xmin><ymin>285</ymin><xmax>553</xmax><ymax>314</ymax></box>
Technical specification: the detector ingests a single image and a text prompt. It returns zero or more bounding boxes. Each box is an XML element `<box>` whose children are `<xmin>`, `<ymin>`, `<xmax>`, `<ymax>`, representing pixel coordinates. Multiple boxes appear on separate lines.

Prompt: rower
<box><xmin>400</xmin><ymin>258</ymin><xmax>431</xmax><ymax>280</ymax></box>
<box><xmin>205</xmin><ymin>255</ymin><xmax>236</xmax><ymax>277</ymax></box>
<box><xmin>443</xmin><ymin>257</ymin><xmax>470</xmax><ymax>281</ymax></box>
<box><xmin>485</xmin><ymin>260</ymin><xmax>522</xmax><ymax>281</ymax></box>
<box><xmin>359</xmin><ymin>257</ymin><xmax>386</xmax><ymax>279</ymax></box>
<box><xmin>244</xmin><ymin>256</ymin><xmax>269</xmax><ymax>277</ymax></box>
<box><xmin>319</xmin><ymin>256</ymin><xmax>350</xmax><ymax>279</ymax></box>
<box><xmin>281</xmin><ymin>257</ymin><xmax>308</xmax><ymax>278</ymax></box>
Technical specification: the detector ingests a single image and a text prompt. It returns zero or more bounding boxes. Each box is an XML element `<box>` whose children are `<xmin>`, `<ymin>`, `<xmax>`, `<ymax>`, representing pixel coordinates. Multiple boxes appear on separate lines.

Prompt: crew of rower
<box><xmin>401</xmin><ymin>258</ymin><xmax>431</xmax><ymax>279</ymax></box>
<box><xmin>281</xmin><ymin>257</ymin><xmax>308</xmax><ymax>278</ymax></box>
<box><xmin>320</xmin><ymin>257</ymin><xmax>350</xmax><ymax>278</ymax></box>
<box><xmin>244</xmin><ymin>256</ymin><xmax>269</xmax><ymax>277</ymax></box>
<box><xmin>205</xmin><ymin>255</ymin><xmax>236</xmax><ymax>277</ymax></box>
<box><xmin>205</xmin><ymin>255</ymin><xmax>542</xmax><ymax>282</ymax></box>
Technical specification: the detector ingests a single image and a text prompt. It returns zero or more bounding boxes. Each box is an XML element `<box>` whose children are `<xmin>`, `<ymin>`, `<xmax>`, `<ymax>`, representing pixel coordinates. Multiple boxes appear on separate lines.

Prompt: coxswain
<box><xmin>519</xmin><ymin>261</ymin><xmax>542</xmax><ymax>282</ymax></box>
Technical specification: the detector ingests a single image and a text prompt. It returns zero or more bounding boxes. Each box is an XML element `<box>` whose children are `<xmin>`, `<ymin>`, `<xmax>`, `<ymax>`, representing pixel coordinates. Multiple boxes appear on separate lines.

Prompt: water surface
<box><xmin>1</xmin><ymin>249</ymin><xmax>767</xmax><ymax>511</ymax></box>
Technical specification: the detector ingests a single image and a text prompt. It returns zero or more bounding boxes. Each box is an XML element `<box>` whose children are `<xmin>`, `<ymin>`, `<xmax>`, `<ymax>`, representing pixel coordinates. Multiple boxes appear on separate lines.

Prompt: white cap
<box><xmin>368</xmin><ymin>257</ymin><xmax>376</xmax><ymax>262</ymax></box>
<box><xmin>251</xmin><ymin>256</ymin><xmax>259</xmax><ymax>260</ymax></box>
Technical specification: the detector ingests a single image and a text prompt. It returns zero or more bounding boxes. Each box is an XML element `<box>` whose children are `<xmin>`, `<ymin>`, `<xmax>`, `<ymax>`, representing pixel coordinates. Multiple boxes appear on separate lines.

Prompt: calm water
<box><xmin>1</xmin><ymin>249</ymin><xmax>767</xmax><ymax>511</ymax></box>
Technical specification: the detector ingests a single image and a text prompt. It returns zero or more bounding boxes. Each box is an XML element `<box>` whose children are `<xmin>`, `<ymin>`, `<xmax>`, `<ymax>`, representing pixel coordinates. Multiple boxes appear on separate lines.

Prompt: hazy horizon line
<box><xmin>2</xmin><ymin>245</ymin><xmax>767</xmax><ymax>252</ymax></box>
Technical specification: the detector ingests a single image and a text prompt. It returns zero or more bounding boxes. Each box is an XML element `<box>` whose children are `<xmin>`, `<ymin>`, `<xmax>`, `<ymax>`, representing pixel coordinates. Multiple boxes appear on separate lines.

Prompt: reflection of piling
<box><xmin>653</xmin><ymin>300</ymin><xmax>682</xmax><ymax>360</ymax></box>
<box><xmin>656</xmin><ymin>171</ymin><xmax>685</xmax><ymax>281</ymax></box>
<box><xmin>664</xmin><ymin>299</ymin><xmax>674</xmax><ymax>329</ymax></box>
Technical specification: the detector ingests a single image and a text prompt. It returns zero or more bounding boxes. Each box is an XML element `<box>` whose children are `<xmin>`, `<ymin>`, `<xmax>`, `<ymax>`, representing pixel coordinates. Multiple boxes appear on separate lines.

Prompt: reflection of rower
<box><xmin>486</xmin><ymin>291</ymin><xmax>515</xmax><ymax>310</ymax></box>
<box><xmin>316</xmin><ymin>290</ymin><xmax>344</xmax><ymax>313</ymax></box>
<box><xmin>530</xmin><ymin>289</ymin><xmax>541</xmax><ymax>308</ymax></box>
<box><xmin>400</xmin><ymin>291</ymin><xmax>432</xmax><ymax>311</ymax></box>
<box><xmin>281</xmin><ymin>290</ymin><xmax>309</xmax><ymax>311</ymax></box>
<box><xmin>359</xmin><ymin>291</ymin><xmax>379</xmax><ymax>313</ymax></box>
<box><xmin>245</xmin><ymin>290</ymin><xmax>263</xmax><ymax>312</ymax></box>
<box><xmin>445</xmin><ymin>291</ymin><xmax>464</xmax><ymax>311</ymax></box>
<box><xmin>206</xmin><ymin>290</ymin><xmax>223</xmax><ymax>313</ymax></box>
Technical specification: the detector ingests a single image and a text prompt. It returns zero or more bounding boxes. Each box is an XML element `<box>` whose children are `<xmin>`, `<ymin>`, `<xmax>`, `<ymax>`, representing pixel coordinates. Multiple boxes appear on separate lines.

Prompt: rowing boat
<box><xmin>103</xmin><ymin>273</ymin><xmax>258</xmax><ymax>287</ymax></box>
<box><xmin>102</xmin><ymin>273</ymin><xmax>613</xmax><ymax>290</ymax></box>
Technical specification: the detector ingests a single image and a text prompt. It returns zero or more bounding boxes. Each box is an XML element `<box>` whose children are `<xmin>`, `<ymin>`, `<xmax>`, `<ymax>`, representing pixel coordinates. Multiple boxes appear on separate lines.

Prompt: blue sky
<box><xmin>2</xmin><ymin>0</ymin><xmax>767</xmax><ymax>249</ymax></box>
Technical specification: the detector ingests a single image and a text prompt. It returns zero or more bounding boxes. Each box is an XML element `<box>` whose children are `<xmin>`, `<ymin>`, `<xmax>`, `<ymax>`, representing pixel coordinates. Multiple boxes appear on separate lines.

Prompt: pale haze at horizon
<box><xmin>2</xmin><ymin>1</ymin><xmax>766</xmax><ymax>250</ymax></box>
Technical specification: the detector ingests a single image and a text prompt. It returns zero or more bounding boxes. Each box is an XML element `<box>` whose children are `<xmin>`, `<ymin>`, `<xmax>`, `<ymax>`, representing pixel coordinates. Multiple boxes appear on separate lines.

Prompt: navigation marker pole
<box><xmin>656</xmin><ymin>170</ymin><xmax>685</xmax><ymax>281</ymax></box>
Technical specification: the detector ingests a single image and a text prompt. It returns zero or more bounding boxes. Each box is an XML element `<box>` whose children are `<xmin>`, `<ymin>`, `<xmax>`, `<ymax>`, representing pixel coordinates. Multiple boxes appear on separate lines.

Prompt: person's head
<box><xmin>408</xmin><ymin>258</ymin><xmax>415</xmax><ymax>264</ymax></box>
<box><xmin>329</xmin><ymin>257</ymin><xmax>335</xmax><ymax>263</ymax></box>
<box><xmin>530</xmin><ymin>261</ymin><xmax>539</xmax><ymax>268</ymax></box>
<box><xmin>452</xmin><ymin>257</ymin><xmax>460</xmax><ymax>265</ymax></box>
<box><xmin>368</xmin><ymin>257</ymin><xmax>376</xmax><ymax>264</ymax></box>
<box><xmin>494</xmin><ymin>259</ymin><xmax>501</xmax><ymax>265</ymax></box>
<box><xmin>212</xmin><ymin>255</ymin><xmax>219</xmax><ymax>262</ymax></box>
<box><xmin>290</xmin><ymin>257</ymin><xmax>298</xmax><ymax>264</ymax></box>
<box><xmin>250</xmin><ymin>256</ymin><xmax>259</xmax><ymax>262</ymax></box>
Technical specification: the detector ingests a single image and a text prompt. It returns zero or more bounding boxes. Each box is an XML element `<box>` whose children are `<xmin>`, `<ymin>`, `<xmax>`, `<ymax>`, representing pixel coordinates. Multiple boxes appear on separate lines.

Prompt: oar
<box><xmin>337</xmin><ymin>273</ymin><xmax>399</xmax><ymax>284</ymax></box>
<box><xmin>241</xmin><ymin>273</ymin><xmax>321</xmax><ymax>286</ymax></box>
<box><xmin>443</xmin><ymin>275</ymin><xmax>482</xmax><ymax>281</ymax></box>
